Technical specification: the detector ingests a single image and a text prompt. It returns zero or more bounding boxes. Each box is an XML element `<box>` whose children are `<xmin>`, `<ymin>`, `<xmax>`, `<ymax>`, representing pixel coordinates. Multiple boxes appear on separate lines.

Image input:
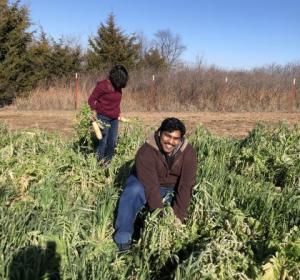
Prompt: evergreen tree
<box><xmin>0</xmin><ymin>1</ymin><xmax>82</xmax><ymax>104</ymax></box>
<box><xmin>27</xmin><ymin>31</ymin><xmax>82</xmax><ymax>86</ymax></box>
<box><xmin>25</xmin><ymin>29</ymin><xmax>53</xmax><ymax>87</ymax></box>
<box><xmin>0</xmin><ymin>0</ymin><xmax>32</xmax><ymax>104</ymax></box>
<box><xmin>49</xmin><ymin>38</ymin><xmax>82</xmax><ymax>80</ymax></box>
<box><xmin>87</xmin><ymin>13</ymin><xmax>140</xmax><ymax>72</ymax></box>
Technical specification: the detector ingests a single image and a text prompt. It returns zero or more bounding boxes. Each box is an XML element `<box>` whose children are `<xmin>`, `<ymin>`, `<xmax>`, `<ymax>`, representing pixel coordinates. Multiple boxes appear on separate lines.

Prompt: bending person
<box><xmin>88</xmin><ymin>65</ymin><xmax>128</xmax><ymax>162</ymax></box>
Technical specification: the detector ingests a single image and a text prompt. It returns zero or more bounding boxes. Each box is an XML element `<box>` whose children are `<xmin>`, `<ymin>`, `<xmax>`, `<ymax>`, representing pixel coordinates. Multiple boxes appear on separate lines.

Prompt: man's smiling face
<box><xmin>159</xmin><ymin>130</ymin><xmax>182</xmax><ymax>155</ymax></box>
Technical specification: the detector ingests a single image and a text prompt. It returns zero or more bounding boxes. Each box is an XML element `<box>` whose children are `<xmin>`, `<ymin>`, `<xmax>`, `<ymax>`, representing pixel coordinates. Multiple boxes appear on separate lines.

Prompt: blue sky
<box><xmin>20</xmin><ymin>0</ymin><xmax>300</xmax><ymax>70</ymax></box>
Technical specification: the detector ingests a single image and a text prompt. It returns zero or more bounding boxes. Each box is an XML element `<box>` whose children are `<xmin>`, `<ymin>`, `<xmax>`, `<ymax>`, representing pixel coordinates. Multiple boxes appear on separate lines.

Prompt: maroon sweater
<box><xmin>132</xmin><ymin>133</ymin><xmax>197</xmax><ymax>221</ymax></box>
<box><xmin>88</xmin><ymin>79</ymin><xmax>122</xmax><ymax>119</ymax></box>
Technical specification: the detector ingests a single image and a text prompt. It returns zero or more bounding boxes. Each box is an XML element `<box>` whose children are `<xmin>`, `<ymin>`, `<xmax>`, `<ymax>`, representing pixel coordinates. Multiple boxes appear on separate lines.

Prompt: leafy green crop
<box><xmin>0</xmin><ymin>115</ymin><xmax>299</xmax><ymax>280</ymax></box>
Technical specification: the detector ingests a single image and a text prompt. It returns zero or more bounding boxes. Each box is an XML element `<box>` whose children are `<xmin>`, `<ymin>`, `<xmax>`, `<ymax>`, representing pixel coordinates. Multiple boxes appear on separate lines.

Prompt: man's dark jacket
<box><xmin>132</xmin><ymin>132</ymin><xmax>197</xmax><ymax>221</ymax></box>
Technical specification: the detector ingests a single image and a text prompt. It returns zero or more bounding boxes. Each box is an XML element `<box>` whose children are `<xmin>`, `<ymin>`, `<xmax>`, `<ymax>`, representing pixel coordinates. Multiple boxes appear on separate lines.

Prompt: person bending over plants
<box><xmin>88</xmin><ymin>64</ymin><xmax>129</xmax><ymax>162</ymax></box>
<box><xmin>114</xmin><ymin>118</ymin><xmax>197</xmax><ymax>252</ymax></box>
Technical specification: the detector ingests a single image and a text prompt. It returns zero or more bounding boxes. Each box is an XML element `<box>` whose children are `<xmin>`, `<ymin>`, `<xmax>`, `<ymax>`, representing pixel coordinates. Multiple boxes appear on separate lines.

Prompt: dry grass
<box><xmin>14</xmin><ymin>82</ymin><xmax>89</xmax><ymax>110</ymax></box>
<box><xmin>13</xmin><ymin>66</ymin><xmax>300</xmax><ymax>112</ymax></box>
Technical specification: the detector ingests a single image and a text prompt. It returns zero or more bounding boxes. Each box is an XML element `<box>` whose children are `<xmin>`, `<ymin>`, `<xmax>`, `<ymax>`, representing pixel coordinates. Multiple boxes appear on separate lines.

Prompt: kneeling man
<box><xmin>114</xmin><ymin>117</ymin><xmax>197</xmax><ymax>251</ymax></box>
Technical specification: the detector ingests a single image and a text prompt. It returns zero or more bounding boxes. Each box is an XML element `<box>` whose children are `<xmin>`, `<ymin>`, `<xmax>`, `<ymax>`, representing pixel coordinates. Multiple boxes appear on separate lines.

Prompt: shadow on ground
<box><xmin>7</xmin><ymin>241</ymin><xmax>61</xmax><ymax>280</ymax></box>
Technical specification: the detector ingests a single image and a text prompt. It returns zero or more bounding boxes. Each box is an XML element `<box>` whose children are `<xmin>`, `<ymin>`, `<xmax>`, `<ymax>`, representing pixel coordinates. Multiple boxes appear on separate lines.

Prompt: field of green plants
<box><xmin>1</xmin><ymin>107</ymin><xmax>299</xmax><ymax>280</ymax></box>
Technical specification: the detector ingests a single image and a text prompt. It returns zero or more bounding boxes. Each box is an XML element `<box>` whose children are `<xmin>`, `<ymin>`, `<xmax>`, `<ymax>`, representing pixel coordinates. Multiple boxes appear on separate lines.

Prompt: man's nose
<box><xmin>168</xmin><ymin>138</ymin><xmax>176</xmax><ymax>146</ymax></box>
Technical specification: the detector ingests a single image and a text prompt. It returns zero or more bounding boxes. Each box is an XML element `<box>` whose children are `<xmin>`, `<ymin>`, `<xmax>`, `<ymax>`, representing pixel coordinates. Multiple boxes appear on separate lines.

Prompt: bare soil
<box><xmin>0</xmin><ymin>108</ymin><xmax>300</xmax><ymax>139</ymax></box>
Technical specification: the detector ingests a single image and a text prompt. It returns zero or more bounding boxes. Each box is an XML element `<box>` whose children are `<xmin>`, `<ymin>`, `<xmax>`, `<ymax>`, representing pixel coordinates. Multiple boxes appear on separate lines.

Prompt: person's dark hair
<box><xmin>158</xmin><ymin>117</ymin><xmax>186</xmax><ymax>137</ymax></box>
<box><xmin>109</xmin><ymin>64</ymin><xmax>128</xmax><ymax>91</ymax></box>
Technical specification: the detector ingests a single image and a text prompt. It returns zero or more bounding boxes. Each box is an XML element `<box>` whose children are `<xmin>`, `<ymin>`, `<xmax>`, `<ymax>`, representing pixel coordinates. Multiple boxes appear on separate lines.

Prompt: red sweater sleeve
<box><xmin>88</xmin><ymin>81</ymin><xmax>105</xmax><ymax>111</ymax></box>
<box><xmin>172</xmin><ymin>146</ymin><xmax>197</xmax><ymax>221</ymax></box>
<box><xmin>135</xmin><ymin>145</ymin><xmax>163</xmax><ymax>210</ymax></box>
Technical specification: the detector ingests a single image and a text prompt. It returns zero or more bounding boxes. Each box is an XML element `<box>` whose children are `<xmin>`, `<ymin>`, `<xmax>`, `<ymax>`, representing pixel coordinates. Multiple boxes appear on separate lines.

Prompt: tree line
<box><xmin>1</xmin><ymin>0</ymin><xmax>299</xmax><ymax>111</ymax></box>
<box><xmin>0</xmin><ymin>0</ymin><xmax>185</xmax><ymax>105</ymax></box>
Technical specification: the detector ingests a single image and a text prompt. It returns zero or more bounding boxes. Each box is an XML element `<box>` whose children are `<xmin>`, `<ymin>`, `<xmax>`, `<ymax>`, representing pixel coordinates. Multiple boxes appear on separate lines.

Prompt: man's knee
<box><xmin>125</xmin><ymin>176</ymin><xmax>145</xmax><ymax>198</ymax></box>
<box><xmin>127</xmin><ymin>181</ymin><xmax>144</xmax><ymax>196</ymax></box>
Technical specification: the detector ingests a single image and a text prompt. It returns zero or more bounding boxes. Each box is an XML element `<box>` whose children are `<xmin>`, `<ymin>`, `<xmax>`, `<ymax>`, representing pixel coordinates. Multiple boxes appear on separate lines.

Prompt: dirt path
<box><xmin>0</xmin><ymin>108</ymin><xmax>300</xmax><ymax>139</ymax></box>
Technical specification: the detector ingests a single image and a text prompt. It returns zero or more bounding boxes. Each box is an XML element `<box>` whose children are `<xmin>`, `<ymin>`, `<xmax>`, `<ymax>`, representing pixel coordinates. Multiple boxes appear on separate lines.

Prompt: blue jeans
<box><xmin>114</xmin><ymin>175</ymin><xmax>174</xmax><ymax>244</ymax></box>
<box><xmin>96</xmin><ymin>114</ymin><xmax>119</xmax><ymax>162</ymax></box>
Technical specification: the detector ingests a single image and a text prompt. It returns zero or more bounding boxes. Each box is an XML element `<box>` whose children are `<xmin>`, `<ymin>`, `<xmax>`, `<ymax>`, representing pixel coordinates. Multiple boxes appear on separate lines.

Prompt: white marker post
<box><xmin>75</xmin><ymin>73</ymin><xmax>78</xmax><ymax>110</ymax></box>
<box><xmin>290</xmin><ymin>77</ymin><xmax>297</xmax><ymax>111</ymax></box>
<box><xmin>151</xmin><ymin>75</ymin><xmax>156</xmax><ymax>110</ymax></box>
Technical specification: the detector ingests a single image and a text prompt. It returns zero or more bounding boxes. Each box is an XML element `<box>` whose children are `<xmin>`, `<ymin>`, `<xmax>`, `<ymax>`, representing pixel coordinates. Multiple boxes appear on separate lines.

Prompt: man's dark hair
<box><xmin>158</xmin><ymin>118</ymin><xmax>186</xmax><ymax>137</ymax></box>
<box><xmin>109</xmin><ymin>65</ymin><xmax>129</xmax><ymax>91</ymax></box>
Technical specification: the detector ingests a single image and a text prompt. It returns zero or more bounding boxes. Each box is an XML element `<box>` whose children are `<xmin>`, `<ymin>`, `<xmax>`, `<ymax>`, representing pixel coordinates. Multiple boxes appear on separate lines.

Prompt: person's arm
<box><xmin>135</xmin><ymin>145</ymin><xmax>163</xmax><ymax>210</ymax></box>
<box><xmin>88</xmin><ymin>81</ymin><xmax>105</xmax><ymax>111</ymax></box>
<box><xmin>172</xmin><ymin>145</ymin><xmax>197</xmax><ymax>221</ymax></box>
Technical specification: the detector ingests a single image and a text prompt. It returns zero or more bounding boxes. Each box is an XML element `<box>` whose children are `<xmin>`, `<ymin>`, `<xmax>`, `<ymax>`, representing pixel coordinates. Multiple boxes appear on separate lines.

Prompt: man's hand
<box><xmin>150</xmin><ymin>208</ymin><xmax>165</xmax><ymax>218</ymax></box>
<box><xmin>174</xmin><ymin>216</ymin><xmax>183</xmax><ymax>227</ymax></box>
<box><xmin>151</xmin><ymin>208</ymin><xmax>184</xmax><ymax>229</ymax></box>
<box><xmin>173</xmin><ymin>212</ymin><xmax>185</xmax><ymax>229</ymax></box>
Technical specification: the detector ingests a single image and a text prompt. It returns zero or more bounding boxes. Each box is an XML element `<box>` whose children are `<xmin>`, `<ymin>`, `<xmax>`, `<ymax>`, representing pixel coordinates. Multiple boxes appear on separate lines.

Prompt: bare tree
<box><xmin>154</xmin><ymin>29</ymin><xmax>186</xmax><ymax>66</ymax></box>
<box><xmin>135</xmin><ymin>31</ymin><xmax>150</xmax><ymax>59</ymax></box>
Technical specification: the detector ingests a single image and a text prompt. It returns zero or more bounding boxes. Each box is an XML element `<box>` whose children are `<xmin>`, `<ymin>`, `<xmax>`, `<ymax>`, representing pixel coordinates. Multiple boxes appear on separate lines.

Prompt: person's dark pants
<box><xmin>114</xmin><ymin>175</ymin><xmax>174</xmax><ymax>245</ymax></box>
<box><xmin>96</xmin><ymin>114</ymin><xmax>119</xmax><ymax>162</ymax></box>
